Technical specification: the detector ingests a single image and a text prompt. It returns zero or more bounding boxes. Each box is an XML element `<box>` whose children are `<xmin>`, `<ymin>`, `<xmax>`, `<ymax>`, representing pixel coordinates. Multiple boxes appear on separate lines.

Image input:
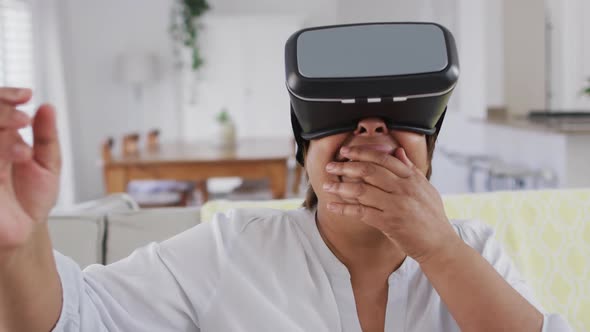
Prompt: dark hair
<box><xmin>302</xmin><ymin>133</ymin><xmax>439</xmax><ymax>210</ymax></box>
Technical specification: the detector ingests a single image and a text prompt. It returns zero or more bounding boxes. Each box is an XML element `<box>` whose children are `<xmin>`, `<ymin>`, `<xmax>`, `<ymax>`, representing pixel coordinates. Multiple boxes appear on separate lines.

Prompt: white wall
<box><xmin>59</xmin><ymin>0</ymin><xmax>345</xmax><ymax>201</ymax></box>
<box><xmin>429</xmin><ymin>0</ymin><xmax>488</xmax><ymax>193</ymax></box>
<box><xmin>485</xmin><ymin>1</ymin><xmax>504</xmax><ymax>108</ymax></box>
<box><xmin>503</xmin><ymin>0</ymin><xmax>546</xmax><ymax>115</ymax></box>
<box><xmin>59</xmin><ymin>0</ymin><xmax>497</xmax><ymax>200</ymax></box>
<box><xmin>208</xmin><ymin>0</ymin><xmax>338</xmax><ymax>26</ymax></box>
<box><xmin>60</xmin><ymin>0</ymin><xmax>181</xmax><ymax>201</ymax></box>
<box><xmin>181</xmin><ymin>14</ymin><xmax>302</xmax><ymax>141</ymax></box>
<box><xmin>32</xmin><ymin>0</ymin><xmax>76</xmax><ymax>208</ymax></box>
<box><xmin>547</xmin><ymin>0</ymin><xmax>590</xmax><ymax>111</ymax></box>
<box><xmin>182</xmin><ymin>0</ymin><xmax>464</xmax><ymax>142</ymax></box>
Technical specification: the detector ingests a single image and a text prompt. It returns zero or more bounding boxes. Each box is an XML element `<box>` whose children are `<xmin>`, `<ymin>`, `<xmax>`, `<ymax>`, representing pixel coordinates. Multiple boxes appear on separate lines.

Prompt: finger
<box><xmin>394</xmin><ymin>147</ymin><xmax>414</xmax><ymax>168</ymax></box>
<box><xmin>0</xmin><ymin>131</ymin><xmax>32</xmax><ymax>175</ymax></box>
<box><xmin>11</xmin><ymin>137</ymin><xmax>33</xmax><ymax>163</ymax></box>
<box><xmin>326</xmin><ymin>201</ymin><xmax>385</xmax><ymax>226</ymax></box>
<box><xmin>326</xmin><ymin>161</ymin><xmax>400</xmax><ymax>192</ymax></box>
<box><xmin>32</xmin><ymin>104</ymin><xmax>61</xmax><ymax>173</ymax></box>
<box><xmin>0</xmin><ymin>131</ymin><xmax>31</xmax><ymax>160</ymax></box>
<box><xmin>0</xmin><ymin>106</ymin><xmax>32</xmax><ymax>129</ymax></box>
<box><xmin>0</xmin><ymin>87</ymin><xmax>32</xmax><ymax>105</ymax></box>
<box><xmin>340</xmin><ymin>146</ymin><xmax>413</xmax><ymax>178</ymax></box>
<box><xmin>323</xmin><ymin>181</ymin><xmax>387</xmax><ymax>210</ymax></box>
<box><xmin>327</xmin><ymin>201</ymin><xmax>402</xmax><ymax>236</ymax></box>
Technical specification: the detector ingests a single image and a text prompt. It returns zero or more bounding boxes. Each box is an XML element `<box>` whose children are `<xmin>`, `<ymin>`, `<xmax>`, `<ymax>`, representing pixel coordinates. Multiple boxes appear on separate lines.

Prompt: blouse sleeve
<box><xmin>51</xmin><ymin>244</ymin><xmax>200</xmax><ymax>332</ymax></box>
<box><xmin>51</xmin><ymin>209</ymin><xmax>246</xmax><ymax>332</ymax></box>
<box><xmin>452</xmin><ymin>219</ymin><xmax>573</xmax><ymax>332</ymax></box>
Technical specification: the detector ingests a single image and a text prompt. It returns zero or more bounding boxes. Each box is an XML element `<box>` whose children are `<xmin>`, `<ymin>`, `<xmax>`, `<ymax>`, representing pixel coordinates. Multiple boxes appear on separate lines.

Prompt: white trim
<box><xmin>286</xmin><ymin>82</ymin><xmax>456</xmax><ymax>103</ymax></box>
<box><xmin>547</xmin><ymin>0</ymin><xmax>590</xmax><ymax>110</ymax></box>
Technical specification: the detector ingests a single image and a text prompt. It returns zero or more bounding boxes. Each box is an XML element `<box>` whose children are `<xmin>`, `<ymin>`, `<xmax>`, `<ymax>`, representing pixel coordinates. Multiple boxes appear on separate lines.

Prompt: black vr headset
<box><xmin>285</xmin><ymin>22</ymin><xmax>460</xmax><ymax>165</ymax></box>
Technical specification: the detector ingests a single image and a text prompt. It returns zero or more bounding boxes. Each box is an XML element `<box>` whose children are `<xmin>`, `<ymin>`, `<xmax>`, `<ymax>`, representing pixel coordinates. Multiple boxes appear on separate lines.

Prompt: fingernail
<box><xmin>323</xmin><ymin>183</ymin><xmax>333</xmax><ymax>191</ymax></box>
<box><xmin>340</xmin><ymin>146</ymin><xmax>350</xmax><ymax>154</ymax></box>
<box><xmin>326</xmin><ymin>163</ymin><xmax>335</xmax><ymax>171</ymax></box>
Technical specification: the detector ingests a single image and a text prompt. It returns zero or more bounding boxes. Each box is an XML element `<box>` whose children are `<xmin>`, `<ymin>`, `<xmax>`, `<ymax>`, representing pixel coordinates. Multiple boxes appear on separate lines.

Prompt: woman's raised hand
<box><xmin>0</xmin><ymin>87</ymin><xmax>61</xmax><ymax>260</ymax></box>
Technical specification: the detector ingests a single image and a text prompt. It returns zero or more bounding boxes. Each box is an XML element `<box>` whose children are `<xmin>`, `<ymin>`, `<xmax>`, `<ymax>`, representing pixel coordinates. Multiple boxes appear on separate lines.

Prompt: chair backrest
<box><xmin>200</xmin><ymin>189</ymin><xmax>590</xmax><ymax>331</ymax></box>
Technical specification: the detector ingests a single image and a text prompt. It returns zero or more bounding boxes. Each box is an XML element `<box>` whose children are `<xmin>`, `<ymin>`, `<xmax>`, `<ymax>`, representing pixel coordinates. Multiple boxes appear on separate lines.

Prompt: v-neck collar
<box><xmin>297</xmin><ymin>208</ymin><xmax>415</xmax><ymax>280</ymax></box>
<box><xmin>291</xmin><ymin>208</ymin><xmax>415</xmax><ymax>331</ymax></box>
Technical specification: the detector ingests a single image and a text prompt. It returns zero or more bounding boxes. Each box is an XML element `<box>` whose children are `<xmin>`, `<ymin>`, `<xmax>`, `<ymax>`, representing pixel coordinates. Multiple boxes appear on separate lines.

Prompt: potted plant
<box><xmin>216</xmin><ymin>108</ymin><xmax>236</xmax><ymax>148</ymax></box>
<box><xmin>583</xmin><ymin>78</ymin><xmax>590</xmax><ymax>97</ymax></box>
<box><xmin>170</xmin><ymin>0</ymin><xmax>211</xmax><ymax>71</ymax></box>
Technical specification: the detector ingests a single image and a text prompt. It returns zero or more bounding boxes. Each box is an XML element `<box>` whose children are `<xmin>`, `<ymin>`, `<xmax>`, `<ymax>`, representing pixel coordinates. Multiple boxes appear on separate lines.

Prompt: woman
<box><xmin>0</xmin><ymin>86</ymin><xmax>571</xmax><ymax>332</ymax></box>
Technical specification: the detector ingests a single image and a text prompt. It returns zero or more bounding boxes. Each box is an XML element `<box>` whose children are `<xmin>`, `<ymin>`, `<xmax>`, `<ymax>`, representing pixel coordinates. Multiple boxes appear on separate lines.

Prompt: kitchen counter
<box><xmin>469</xmin><ymin>111</ymin><xmax>590</xmax><ymax>189</ymax></box>
<box><xmin>473</xmin><ymin>113</ymin><xmax>590</xmax><ymax>135</ymax></box>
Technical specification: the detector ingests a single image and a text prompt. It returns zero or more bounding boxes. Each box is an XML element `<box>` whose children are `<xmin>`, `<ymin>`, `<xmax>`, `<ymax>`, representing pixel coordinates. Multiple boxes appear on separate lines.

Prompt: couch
<box><xmin>48</xmin><ymin>189</ymin><xmax>590</xmax><ymax>331</ymax></box>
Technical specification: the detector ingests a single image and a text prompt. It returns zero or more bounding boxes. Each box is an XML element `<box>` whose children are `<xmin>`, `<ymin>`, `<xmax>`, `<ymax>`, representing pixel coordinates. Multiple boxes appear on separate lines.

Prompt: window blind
<box><xmin>0</xmin><ymin>0</ymin><xmax>35</xmax><ymax>143</ymax></box>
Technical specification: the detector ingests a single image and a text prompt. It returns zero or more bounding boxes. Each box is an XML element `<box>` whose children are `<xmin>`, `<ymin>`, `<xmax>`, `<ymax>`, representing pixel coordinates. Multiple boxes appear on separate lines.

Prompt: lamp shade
<box><xmin>115</xmin><ymin>52</ymin><xmax>162</xmax><ymax>85</ymax></box>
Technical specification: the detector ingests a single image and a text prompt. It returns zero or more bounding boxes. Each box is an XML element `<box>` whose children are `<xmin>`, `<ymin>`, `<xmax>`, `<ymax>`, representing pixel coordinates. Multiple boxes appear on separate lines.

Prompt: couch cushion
<box><xmin>49</xmin><ymin>193</ymin><xmax>140</xmax><ymax>267</ymax></box>
<box><xmin>443</xmin><ymin>189</ymin><xmax>590</xmax><ymax>332</ymax></box>
<box><xmin>51</xmin><ymin>193</ymin><xmax>140</xmax><ymax>214</ymax></box>
<box><xmin>105</xmin><ymin>207</ymin><xmax>201</xmax><ymax>264</ymax></box>
<box><xmin>201</xmin><ymin>189</ymin><xmax>590</xmax><ymax>331</ymax></box>
<box><xmin>201</xmin><ymin>198</ymin><xmax>304</xmax><ymax>223</ymax></box>
<box><xmin>48</xmin><ymin>215</ymin><xmax>104</xmax><ymax>268</ymax></box>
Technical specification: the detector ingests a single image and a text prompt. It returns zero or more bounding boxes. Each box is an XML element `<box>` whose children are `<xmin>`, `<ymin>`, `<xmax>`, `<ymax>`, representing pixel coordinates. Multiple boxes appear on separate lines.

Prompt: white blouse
<box><xmin>52</xmin><ymin>208</ymin><xmax>571</xmax><ymax>331</ymax></box>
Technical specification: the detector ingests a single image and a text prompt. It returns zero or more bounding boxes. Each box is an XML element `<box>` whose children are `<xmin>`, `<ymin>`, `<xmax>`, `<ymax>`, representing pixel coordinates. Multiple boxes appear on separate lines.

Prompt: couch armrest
<box><xmin>105</xmin><ymin>207</ymin><xmax>201</xmax><ymax>264</ymax></box>
<box><xmin>48</xmin><ymin>193</ymin><xmax>140</xmax><ymax>266</ymax></box>
<box><xmin>48</xmin><ymin>215</ymin><xmax>104</xmax><ymax>268</ymax></box>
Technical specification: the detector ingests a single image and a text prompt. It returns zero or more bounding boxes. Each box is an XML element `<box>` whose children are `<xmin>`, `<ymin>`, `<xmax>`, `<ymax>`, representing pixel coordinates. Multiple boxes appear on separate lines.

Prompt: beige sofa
<box><xmin>49</xmin><ymin>194</ymin><xmax>200</xmax><ymax>266</ymax></box>
<box><xmin>49</xmin><ymin>190</ymin><xmax>589</xmax><ymax>331</ymax></box>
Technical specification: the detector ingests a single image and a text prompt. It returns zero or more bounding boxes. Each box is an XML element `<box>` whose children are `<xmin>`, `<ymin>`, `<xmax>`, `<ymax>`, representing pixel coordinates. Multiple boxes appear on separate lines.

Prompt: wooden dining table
<box><xmin>103</xmin><ymin>137</ymin><xmax>293</xmax><ymax>200</ymax></box>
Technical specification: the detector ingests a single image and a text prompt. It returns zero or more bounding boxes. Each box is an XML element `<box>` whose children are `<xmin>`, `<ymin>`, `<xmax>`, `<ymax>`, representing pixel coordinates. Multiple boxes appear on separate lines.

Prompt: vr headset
<box><xmin>285</xmin><ymin>22</ymin><xmax>460</xmax><ymax>165</ymax></box>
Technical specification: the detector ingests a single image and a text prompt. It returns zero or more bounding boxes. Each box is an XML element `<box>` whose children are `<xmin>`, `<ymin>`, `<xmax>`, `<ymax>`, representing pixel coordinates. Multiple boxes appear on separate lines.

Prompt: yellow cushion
<box><xmin>200</xmin><ymin>198</ymin><xmax>304</xmax><ymax>224</ymax></box>
<box><xmin>443</xmin><ymin>189</ymin><xmax>590</xmax><ymax>332</ymax></box>
<box><xmin>201</xmin><ymin>189</ymin><xmax>590</xmax><ymax>331</ymax></box>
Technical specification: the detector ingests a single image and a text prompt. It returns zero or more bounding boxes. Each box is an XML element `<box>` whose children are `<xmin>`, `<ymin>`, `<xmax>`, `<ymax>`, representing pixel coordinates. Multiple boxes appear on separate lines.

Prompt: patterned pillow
<box><xmin>443</xmin><ymin>189</ymin><xmax>590</xmax><ymax>332</ymax></box>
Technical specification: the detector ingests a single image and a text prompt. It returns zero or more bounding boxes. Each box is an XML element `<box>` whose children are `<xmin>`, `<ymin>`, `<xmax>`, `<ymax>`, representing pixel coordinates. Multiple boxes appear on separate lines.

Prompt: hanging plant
<box><xmin>170</xmin><ymin>0</ymin><xmax>211</xmax><ymax>71</ymax></box>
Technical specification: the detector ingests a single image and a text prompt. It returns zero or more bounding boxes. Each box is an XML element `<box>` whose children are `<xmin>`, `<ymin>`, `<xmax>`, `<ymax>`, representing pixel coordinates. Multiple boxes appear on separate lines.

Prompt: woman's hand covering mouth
<box><xmin>334</xmin><ymin>143</ymin><xmax>397</xmax><ymax>184</ymax></box>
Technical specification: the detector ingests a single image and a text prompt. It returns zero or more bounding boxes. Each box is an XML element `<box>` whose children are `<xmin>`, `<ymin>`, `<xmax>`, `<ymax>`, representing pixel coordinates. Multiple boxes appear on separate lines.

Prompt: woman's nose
<box><xmin>353</xmin><ymin>118</ymin><xmax>388</xmax><ymax>136</ymax></box>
